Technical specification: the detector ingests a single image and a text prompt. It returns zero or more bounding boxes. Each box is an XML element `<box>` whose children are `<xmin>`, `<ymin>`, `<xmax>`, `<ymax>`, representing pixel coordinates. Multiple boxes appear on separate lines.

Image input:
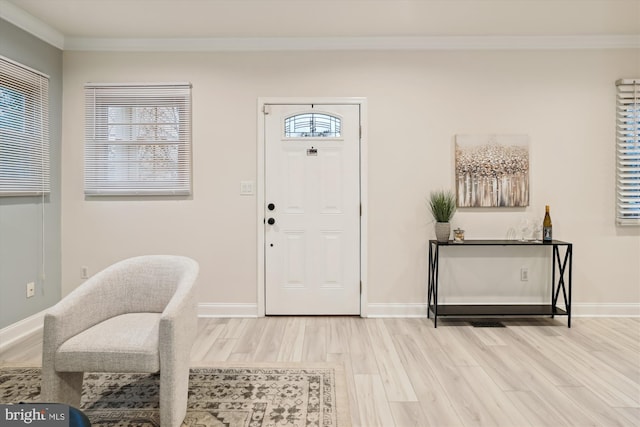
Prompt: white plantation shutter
<box><xmin>616</xmin><ymin>79</ymin><xmax>640</xmax><ymax>225</ymax></box>
<box><xmin>85</xmin><ymin>83</ymin><xmax>192</xmax><ymax>195</ymax></box>
<box><xmin>0</xmin><ymin>55</ymin><xmax>50</xmax><ymax>196</ymax></box>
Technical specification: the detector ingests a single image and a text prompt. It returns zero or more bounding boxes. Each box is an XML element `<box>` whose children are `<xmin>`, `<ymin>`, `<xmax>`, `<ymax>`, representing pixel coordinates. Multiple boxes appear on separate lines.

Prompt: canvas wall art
<box><xmin>455</xmin><ymin>134</ymin><xmax>529</xmax><ymax>207</ymax></box>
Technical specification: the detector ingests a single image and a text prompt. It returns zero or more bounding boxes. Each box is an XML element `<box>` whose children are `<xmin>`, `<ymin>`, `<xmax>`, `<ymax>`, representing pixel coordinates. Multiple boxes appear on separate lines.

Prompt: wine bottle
<box><xmin>543</xmin><ymin>205</ymin><xmax>552</xmax><ymax>242</ymax></box>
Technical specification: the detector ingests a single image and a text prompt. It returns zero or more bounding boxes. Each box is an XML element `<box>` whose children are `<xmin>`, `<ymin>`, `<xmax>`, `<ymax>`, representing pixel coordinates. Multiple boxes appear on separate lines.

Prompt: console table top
<box><xmin>429</xmin><ymin>239</ymin><xmax>572</xmax><ymax>246</ymax></box>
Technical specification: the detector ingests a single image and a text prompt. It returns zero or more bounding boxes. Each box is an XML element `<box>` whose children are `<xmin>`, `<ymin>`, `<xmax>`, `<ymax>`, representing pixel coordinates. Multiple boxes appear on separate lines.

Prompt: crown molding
<box><xmin>64</xmin><ymin>34</ymin><xmax>640</xmax><ymax>52</ymax></box>
<box><xmin>1</xmin><ymin>0</ymin><xmax>638</xmax><ymax>53</ymax></box>
<box><xmin>0</xmin><ymin>0</ymin><xmax>64</xmax><ymax>50</ymax></box>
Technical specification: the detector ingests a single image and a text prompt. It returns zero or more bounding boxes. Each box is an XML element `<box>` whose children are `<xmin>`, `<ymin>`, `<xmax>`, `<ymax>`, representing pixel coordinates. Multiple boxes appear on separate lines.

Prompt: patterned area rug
<box><xmin>0</xmin><ymin>364</ymin><xmax>350</xmax><ymax>427</ymax></box>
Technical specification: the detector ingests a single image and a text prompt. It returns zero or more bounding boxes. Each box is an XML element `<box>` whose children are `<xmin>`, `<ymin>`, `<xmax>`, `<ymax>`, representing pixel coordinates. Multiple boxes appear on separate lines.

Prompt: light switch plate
<box><xmin>240</xmin><ymin>181</ymin><xmax>255</xmax><ymax>195</ymax></box>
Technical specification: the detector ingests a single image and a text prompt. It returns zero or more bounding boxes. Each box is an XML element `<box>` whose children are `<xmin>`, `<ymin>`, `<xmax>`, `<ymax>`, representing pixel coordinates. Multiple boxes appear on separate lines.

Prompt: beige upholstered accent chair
<box><xmin>41</xmin><ymin>255</ymin><xmax>199</xmax><ymax>427</ymax></box>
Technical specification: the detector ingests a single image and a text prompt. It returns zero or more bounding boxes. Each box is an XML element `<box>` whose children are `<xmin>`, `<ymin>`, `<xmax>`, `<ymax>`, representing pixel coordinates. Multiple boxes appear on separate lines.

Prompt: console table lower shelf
<box><xmin>428</xmin><ymin>304</ymin><xmax>568</xmax><ymax>317</ymax></box>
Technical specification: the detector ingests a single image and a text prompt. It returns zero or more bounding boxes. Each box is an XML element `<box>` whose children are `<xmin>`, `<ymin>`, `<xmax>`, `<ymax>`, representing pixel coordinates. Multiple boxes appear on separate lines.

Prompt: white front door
<box><xmin>265</xmin><ymin>104</ymin><xmax>361</xmax><ymax>315</ymax></box>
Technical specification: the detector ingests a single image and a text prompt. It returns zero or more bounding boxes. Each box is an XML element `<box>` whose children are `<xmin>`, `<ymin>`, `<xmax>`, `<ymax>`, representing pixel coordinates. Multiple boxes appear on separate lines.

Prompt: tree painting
<box><xmin>455</xmin><ymin>134</ymin><xmax>529</xmax><ymax>207</ymax></box>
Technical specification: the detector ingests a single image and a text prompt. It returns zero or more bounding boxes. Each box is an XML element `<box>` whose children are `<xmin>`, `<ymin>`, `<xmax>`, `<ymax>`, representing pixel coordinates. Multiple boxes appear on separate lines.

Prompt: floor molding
<box><xmin>0</xmin><ymin>310</ymin><xmax>47</xmax><ymax>353</ymax></box>
<box><xmin>2</xmin><ymin>303</ymin><xmax>637</xmax><ymax>352</ymax></box>
<box><xmin>198</xmin><ymin>303</ymin><xmax>259</xmax><ymax>318</ymax></box>
<box><xmin>571</xmin><ymin>303</ymin><xmax>640</xmax><ymax>317</ymax></box>
<box><xmin>366</xmin><ymin>303</ymin><xmax>428</xmax><ymax>318</ymax></box>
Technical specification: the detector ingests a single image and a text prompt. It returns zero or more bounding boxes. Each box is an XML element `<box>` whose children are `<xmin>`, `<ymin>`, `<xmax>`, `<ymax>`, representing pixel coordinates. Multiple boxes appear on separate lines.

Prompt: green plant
<box><xmin>429</xmin><ymin>190</ymin><xmax>457</xmax><ymax>222</ymax></box>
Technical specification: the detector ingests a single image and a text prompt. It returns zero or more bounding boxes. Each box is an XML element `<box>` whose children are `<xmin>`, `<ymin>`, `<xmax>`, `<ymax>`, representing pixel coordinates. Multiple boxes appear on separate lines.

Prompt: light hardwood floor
<box><xmin>2</xmin><ymin>316</ymin><xmax>639</xmax><ymax>427</ymax></box>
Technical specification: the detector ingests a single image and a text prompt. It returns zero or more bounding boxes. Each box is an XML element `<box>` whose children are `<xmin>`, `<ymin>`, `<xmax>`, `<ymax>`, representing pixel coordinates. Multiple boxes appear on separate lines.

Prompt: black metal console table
<box><xmin>427</xmin><ymin>239</ymin><xmax>573</xmax><ymax>327</ymax></box>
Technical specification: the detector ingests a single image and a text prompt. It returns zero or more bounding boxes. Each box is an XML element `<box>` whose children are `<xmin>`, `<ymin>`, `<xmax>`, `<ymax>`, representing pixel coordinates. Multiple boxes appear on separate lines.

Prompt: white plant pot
<box><xmin>435</xmin><ymin>222</ymin><xmax>451</xmax><ymax>242</ymax></box>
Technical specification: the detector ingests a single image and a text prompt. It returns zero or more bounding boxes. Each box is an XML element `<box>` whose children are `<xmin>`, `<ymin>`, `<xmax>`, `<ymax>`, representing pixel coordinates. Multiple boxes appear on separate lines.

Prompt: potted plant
<box><xmin>429</xmin><ymin>190</ymin><xmax>457</xmax><ymax>242</ymax></box>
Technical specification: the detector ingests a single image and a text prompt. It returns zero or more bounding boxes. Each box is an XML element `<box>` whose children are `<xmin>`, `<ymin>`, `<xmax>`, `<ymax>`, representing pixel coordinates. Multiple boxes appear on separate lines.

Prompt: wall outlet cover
<box><xmin>26</xmin><ymin>282</ymin><xmax>35</xmax><ymax>298</ymax></box>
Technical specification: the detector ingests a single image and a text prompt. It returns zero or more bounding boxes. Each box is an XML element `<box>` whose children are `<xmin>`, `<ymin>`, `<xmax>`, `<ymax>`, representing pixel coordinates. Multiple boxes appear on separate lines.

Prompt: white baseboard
<box><xmin>366</xmin><ymin>303</ymin><xmax>640</xmax><ymax>318</ymax></box>
<box><xmin>197</xmin><ymin>302</ymin><xmax>640</xmax><ymax>318</ymax></box>
<box><xmin>0</xmin><ymin>304</ymin><xmax>258</xmax><ymax>353</ymax></box>
<box><xmin>0</xmin><ymin>309</ymin><xmax>46</xmax><ymax>352</ymax></box>
<box><xmin>1</xmin><ymin>303</ymin><xmax>637</xmax><ymax>352</ymax></box>
<box><xmin>366</xmin><ymin>303</ymin><xmax>429</xmax><ymax>318</ymax></box>
<box><xmin>572</xmin><ymin>303</ymin><xmax>640</xmax><ymax>317</ymax></box>
<box><xmin>198</xmin><ymin>303</ymin><xmax>258</xmax><ymax>318</ymax></box>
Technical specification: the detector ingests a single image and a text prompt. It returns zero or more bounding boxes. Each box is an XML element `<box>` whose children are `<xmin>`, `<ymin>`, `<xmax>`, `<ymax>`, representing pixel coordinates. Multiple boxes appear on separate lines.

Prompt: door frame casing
<box><xmin>257</xmin><ymin>97</ymin><xmax>368</xmax><ymax>317</ymax></box>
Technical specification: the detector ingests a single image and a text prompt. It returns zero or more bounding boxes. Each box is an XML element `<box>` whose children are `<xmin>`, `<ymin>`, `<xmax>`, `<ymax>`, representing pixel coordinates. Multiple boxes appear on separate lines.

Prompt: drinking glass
<box><xmin>519</xmin><ymin>218</ymin><xmax>531</xmax><ymax>241</ymax></box>
<box><xmin>531</xmin><ymin>217</ymin><xmax>543</xmax><ymax>242</ymax></box>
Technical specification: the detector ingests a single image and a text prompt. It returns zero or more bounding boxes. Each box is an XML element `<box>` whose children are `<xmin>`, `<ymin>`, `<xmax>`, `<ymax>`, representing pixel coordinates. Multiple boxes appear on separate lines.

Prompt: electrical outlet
<box><xmin>81</xmin><ymin>266</ymin><xmax>89</xmax><ymax>279</ymax></box>
<box><xmin>520</xmin><ymin>267</ymin><xmax>529</xmax><ymax>281</ymax></box>
<box><xmin>26</xmin><ymin>282</ymin><xmax>35</xmax><ymax>298</ymax></box>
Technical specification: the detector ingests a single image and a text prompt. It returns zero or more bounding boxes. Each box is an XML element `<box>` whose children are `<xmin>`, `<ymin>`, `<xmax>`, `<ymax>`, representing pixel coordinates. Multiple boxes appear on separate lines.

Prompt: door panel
<box><xmin>265</xmin><ymin>104</ymin><xmax>360</xmax><ymax>315</ymax></box>
<box><xmin>284</xmin><ymin>231</ymin><xmax>305</xmax><ymax>287</ymax></box>
<box><xmin>284</xmin><ymin>151</ymin><xmax>306</xmax><ymax>213</ymax></box>
<box><xmin>320</xmin><ymin>231</ymin><xmax>342</xmax><ymax>286</ymax></box>
<box><xmin>320</xmin><ymin>149</ymin><xmax>343</xmax><ymax>213</ymax></box>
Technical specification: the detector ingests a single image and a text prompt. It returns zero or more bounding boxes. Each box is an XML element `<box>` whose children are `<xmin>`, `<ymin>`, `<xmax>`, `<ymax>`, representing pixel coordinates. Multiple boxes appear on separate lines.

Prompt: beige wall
<box><xmin>61</xmin><ymin>49</ymin><xmax>640</xmax><ymax>314</ymax></box>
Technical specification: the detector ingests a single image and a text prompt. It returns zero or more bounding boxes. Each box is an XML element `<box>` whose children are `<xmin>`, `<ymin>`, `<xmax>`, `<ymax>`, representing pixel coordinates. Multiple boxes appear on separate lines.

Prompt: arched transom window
<box><xmin>284</xmin><ymin>113</ymin><xmax>341</xmax><ymax>138</ymax></box>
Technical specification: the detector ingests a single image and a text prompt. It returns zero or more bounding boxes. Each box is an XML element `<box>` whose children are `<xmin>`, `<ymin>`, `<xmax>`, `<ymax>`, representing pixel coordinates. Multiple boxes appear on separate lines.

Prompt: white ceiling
<box><xmin>2</xmin><ymin>0</ymin><xmax>639</xmax><ymax>51</ymax></box>
<box><xmin>4</xmin><ymin>0</ymin><xmax>640</xmax><ymax>38</ymax></box>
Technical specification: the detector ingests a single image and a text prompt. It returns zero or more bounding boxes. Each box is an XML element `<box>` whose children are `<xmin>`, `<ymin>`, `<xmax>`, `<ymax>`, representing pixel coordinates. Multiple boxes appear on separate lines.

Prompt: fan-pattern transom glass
<box><xmin>285</xmin><ymin>113</ymin><xmax>341</xmax><ymax>138</ymax></box>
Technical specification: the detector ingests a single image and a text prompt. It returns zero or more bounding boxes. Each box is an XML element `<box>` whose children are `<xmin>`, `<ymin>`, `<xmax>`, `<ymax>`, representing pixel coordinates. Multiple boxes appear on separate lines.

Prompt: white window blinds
<box><xmin>0</xmin><ymin>55</ymin><xmax>50</xmax><ymax>196</ymax></box>
<box><xmin>616</xmin><ymin>79</ymin><xmax>640</xmax><ymax>226</ymax></box>
<box><xmin>84</xmin><ymin>83</ymin><xmax>192</xmax><ymax>196</ymax></box>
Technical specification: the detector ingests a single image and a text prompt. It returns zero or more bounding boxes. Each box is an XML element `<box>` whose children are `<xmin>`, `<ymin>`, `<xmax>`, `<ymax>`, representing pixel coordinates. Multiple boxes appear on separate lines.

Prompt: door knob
<box><xmin>267</xmin><ymin>218</ymin><xmax>276</xmax><ymax>225</ymax></box>
<box><xmin>267</xmin><ymin>203</ymin><xmax>275</xmax><ymax>211</ymax></box>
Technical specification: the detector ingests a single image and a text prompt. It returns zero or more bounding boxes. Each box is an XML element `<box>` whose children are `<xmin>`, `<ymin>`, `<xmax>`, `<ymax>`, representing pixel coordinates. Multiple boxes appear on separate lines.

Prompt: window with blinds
<box><xmin>84</xmin><ymin>83</ymin><xmax>192</xmax><ymax>196</ymax></box>
<box><xmin>616</xmin><ymin>79</ymin><xmax>640</xmax><ymax>226</ymax></box>
<box><xmin>0</xmin><ymin>55</ymin><xmax>50</xmax><ymax>196</ymax></box>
